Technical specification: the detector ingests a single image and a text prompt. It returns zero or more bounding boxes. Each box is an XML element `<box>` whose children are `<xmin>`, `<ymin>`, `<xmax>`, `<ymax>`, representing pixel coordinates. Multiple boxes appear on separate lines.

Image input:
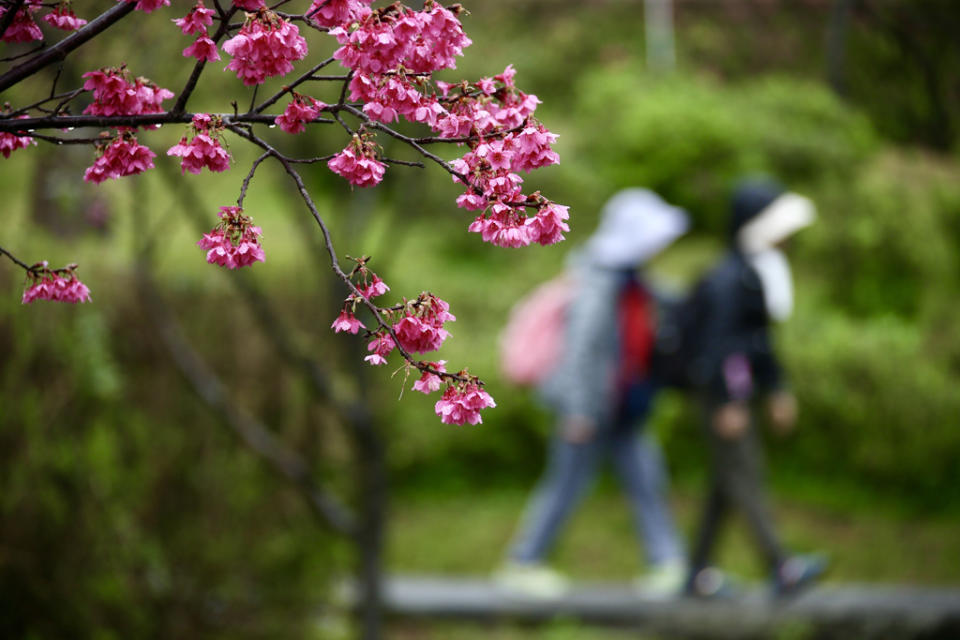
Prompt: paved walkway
<box><xmin>373</xmin><ymin>574</ymin><xmax>960</xmax><ymax>638</ymax></box>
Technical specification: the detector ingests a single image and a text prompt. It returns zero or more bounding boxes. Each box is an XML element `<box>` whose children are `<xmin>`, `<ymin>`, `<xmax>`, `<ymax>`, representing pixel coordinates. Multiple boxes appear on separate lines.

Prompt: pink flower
<box><xmin>0</xmin><ymin>116</ymin><xmax>37</xmax><ymax>159</ymax></box>
<box><xmin>22</xmin><ymin>267</ymin><xmax>91</xmax><ymax>304</ymax></box>
<box><xmin>275</xmin><ymin>95</ymin><xmax>326</xmax><ymax>134</ymax></box>
<box><xmin>525</xmin><ymin>203</ymin><xmax>570</xmax><ymax>246</ymax></box>
<box><xmin>44</xmin><ymin>6</ymin><xmax>88</xmax><ymax>31</ymax></box>
<box><xmin>307</xmin><ymin>0</ymin><xmax>373</xmax><ymax>29</ymax></box>
<box><xmin>512</xmin><ymin>124</ymin><xmax>560</xmax><ymax>172</ymax></box>
<box><xmin>167</xmin><ymin>118</ymin><xmax>232</xmax><ymax>175</ymax></box>
<box><xmin>358</xmin><ymin>274</ymin><xmax>389</xmax><ymax>299</ymax></box>
<box><xmin>412</xmin><ymin>361</ymin><xmax>446</xmax><ymax>394</ymax></box>
<box><xmin>331</xmin><ymin>309</ymin><xmax>365</xmax><ymax>334</ymax></box>
<box><xmin>391</xmin><ymin>293</ymin><xmax>455</xmax><ymax>354</ymax></box>
<box><xmin>364</xmin><ymin>332</ymin><xmax>395</xmax><ymax>366</ymax></box>
<box><xmin>434</xmin><ymin>383</ymin><xmax>496</xmax><ymax>425</ymax></box>
<box><xmin>83</xmin><ymin>134</ymin><xmax>156</xmax><ymax>184</ymax></box>
<box><xmin>197</xmin><ymin>206</ymin><xmax>265</xmax><ymax>269</ymax></box>
<box><xmin>233</xmin><ymin>0</ymin><xmax>263</xmax><ymax>9</ymax></box>
<box><xmin>82</xmin><ymin>67</ymin><xmax>173</xmax><ymax>117</ymax></box>
<box><xmin>223</xmin><ymin>11</ymin><xmax>308</xmax><ymax>86</ymax></box>
<box><xmin>173</xmin><ymin>1</ymin><xmax>214</xmax><ymax>35</ymax></box>
<box><xmin>120</xmin><ymin>0</ymin><xmax>171</xmax><ymax>13</ymax></box>
<box><xmin>327</xmin><ymin>147</ymin><xmax>386</xmax><ymax>188</ymax></box>
<box><xmin>183</xmin><ymin>36</ymin><xmax>221</xmax><ymax>62</ymax></box>
<box><xmin>468</xmin><ymin>204</ymin><xmax>534</xmax><ymax>248</ymax></box>
<box><xmin>0</xmin><ymin>5</ymin><xmax>42</xmax><ymax>43</ymax></box>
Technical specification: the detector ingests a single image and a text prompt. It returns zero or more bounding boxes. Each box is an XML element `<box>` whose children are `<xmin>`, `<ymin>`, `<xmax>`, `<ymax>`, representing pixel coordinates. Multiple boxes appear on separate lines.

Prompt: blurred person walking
<box><xmin>495</xmin><ymin>189</ymin><xmax>689</xmax><ymax>598</ymax></box>
<box><xmin>683</xmin><ymin>178</ymin><xmax>826</xmax><ymax>598</ymax></box>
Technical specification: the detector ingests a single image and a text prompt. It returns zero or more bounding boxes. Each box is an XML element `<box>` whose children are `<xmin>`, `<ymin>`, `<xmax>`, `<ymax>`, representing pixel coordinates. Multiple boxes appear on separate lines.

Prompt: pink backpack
<box><xmin>499</xmin><ymin>275</ymin><xmax>577</xmax><ymax>386</ymax></box>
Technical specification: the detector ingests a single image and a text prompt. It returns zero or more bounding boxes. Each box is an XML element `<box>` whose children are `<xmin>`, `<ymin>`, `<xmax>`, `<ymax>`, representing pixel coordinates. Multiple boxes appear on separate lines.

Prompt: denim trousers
<box><xmin>508</xmin><ymin>419</ymin><xmax>685</xmax><ymax>567</ymax></box>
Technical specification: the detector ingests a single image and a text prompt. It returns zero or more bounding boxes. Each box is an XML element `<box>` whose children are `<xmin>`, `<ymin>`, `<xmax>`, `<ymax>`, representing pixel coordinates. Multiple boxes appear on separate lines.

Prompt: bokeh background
<box><xmin>1</xmin><ymin>0</ymin><xmax>959</xmax><ymax>638</ymax></box>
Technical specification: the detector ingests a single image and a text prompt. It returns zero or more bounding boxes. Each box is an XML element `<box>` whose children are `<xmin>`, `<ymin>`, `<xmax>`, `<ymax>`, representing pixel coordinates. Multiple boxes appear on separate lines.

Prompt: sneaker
<box><xmin>773</xmin><ymin>554</ymin><xmax>828</xmax><ymax>598</ymax></box>
<box><xmin>493</xmin><ymin>562</ymin><xmax>569</xmax><ymax>599</ymax></box>
<box><xmin>634</xmin><ymin>559</ymin><xmax>687</xmax><ymax>598</ymax></box>
<box><xmin>683</xmin><ymin>567</ymin><xmax>738</xmax><ymax>599</ymax></box>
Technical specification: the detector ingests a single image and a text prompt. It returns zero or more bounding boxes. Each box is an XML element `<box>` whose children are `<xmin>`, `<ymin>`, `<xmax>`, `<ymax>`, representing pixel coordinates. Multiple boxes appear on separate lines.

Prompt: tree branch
<box><xmin>0</xmin><ymin>2</ymin><xmax>137</xmax><ymax>93</ymax></box>
<box><xmin>0</xmin><ymin>112</ymin><xmax>334</xmax><ymax>132</ymax></box>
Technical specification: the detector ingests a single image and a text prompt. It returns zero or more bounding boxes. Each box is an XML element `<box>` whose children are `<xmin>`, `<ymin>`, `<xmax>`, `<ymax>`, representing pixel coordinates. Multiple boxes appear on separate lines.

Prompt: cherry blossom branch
<box><xmin>0</xmin><ymin>43</ymin><xmax>44</xmax><ymax>63</ymax></box>
<box><xmin>0</xmin><ymin>2</ymin><xmax>136</xmax><ymax>93</ymax></box>
<box><xmin>0</xmin><ymin>243</ymin><xmax>34</xmax><ymax>272</ymax></box>
<box><xmin>171</xmin><ymin>5</ymin><xmax>240</xmax><ymax>115</ymax></box>
<box><xmin>0</xmin><ymin>112</ymin><xmax>334</xmax><ymax>132</ymax></box>
<box><xmin>10</xmin><ymin>88</ymin><xmax>84</xmax><ymax>117</ymax></box>
<box><xmin>253</xmin><ymin>56</ymin><xmax>336</xmax><ymax>114</ymax></box>
<box><xmin>226</xmin><ymin>123</ymin><xmax>472</xmax><ymax>385</ymax></box>
<box><xmin>237</xmin><ymin>151</ymin><xmax>271</xmax><ymax>208</ymax></box>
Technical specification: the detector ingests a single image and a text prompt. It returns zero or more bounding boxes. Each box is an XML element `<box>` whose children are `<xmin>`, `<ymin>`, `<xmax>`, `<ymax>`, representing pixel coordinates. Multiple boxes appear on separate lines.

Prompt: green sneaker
<box><xmin>493</xmin><ymin>562</ymin><xmax>570</xmax><ymax>599</ymax></box>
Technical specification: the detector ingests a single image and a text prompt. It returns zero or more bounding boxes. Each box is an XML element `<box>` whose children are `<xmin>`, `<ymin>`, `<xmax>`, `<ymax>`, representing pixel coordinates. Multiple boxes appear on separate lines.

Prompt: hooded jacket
<box><xmin>693</xmin><ymin>179</ymin><xmax>814</xmax><ymax>403</ymax></box>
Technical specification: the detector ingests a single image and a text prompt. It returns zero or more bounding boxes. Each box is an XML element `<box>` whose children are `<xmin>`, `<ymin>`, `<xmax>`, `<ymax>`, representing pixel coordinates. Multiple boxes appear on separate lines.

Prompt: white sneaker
<box><xmin>634</xmin><ymin>559</ymin><xmax>686</xmax><ymax>598</ymax></box>
<box><xmin>493</xmin><ymin>562</ymin><xmax>569</xmax><ymax>599</ymax></box>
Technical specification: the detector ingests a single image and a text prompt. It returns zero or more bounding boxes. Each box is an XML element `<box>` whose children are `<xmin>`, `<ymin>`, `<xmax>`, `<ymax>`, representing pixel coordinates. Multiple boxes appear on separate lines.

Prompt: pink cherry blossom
<box><xmin>307</xmin><ymin>0</ymin><xmax>373</xmax><ymax>29</ymax></box>
<box><xmin>22</xmin><ymin>267</ymin><xmax>91</xmax><ymax>304</ymax></box>
<box><xmin>197</xmin><ymin>206</ymin><xmax>265</xmax><ymax>269</ymax></box>
<box><xmin>120</xmin><ymin>0</ymin><xmax>171</xmax><ymax>14</ymax></box>
<box><xmin>167</xmin><ymin>115</ymin><xmax>232</xmax><ymax>175</ymax></box>
<box><xmin>233</xmin><ymin>0</ymin><xmax>264</xmax><ymax>9</ymax></box>
<box><xmin>222</xmin><ymin>10</ymin><xmax>308</xmax><ymax>86</ymax></box>
<box><xmin>183</xmin><ymin>37</ymin><xmax>221</xmax><ymax>62</ymax></box>
<box><xmin>82</xmin><ymin>67</ymin><xmax>173</xmax><ymax>117</ymax></box>
<box><xmin>511</xmin><ymin>124</ymin><xmax>560</xmax><ymax>172</ymax></box>
<box><xmin>468</xmin><ymin>204</ymin><xmax>534</xmax><ymax>248</ymax></box>
<box><xmin>412</xmin><ymin>361</ymin><xmax>446</xmax><ymax>394</ymax></box>
<box><xmin>0</xmin><ymin>116</ymin><xmax>37</xmax><ymax>159</ymax></box>
<box><xmin>331</xmin><ymin>310</ymin><xmax>365</xmax><ymax>334</ymax></box>
<box><xmin>275</xmin><ymin>95</ymin><xmax>326</xmax><ymax>134</ymax></box>
<box><xmin>328</xmin><ymin>146</ymin><xmax>386</xmax><ymax>188</ymax></box>
<box><xmin>358</xmin><ymin>274</ymin><xmax>389</xmax><ymax>299</ymax></box>
<box><xmin>434</xmin><ymin>383</ymin><xmax>496</xmax><ymax>425</ymax></box>
<box><xmin>83</xmin><ymin>134</ymin><xmax>156</xmax><ymax>184</ymax></box>
<box><xmin>173</xmin><ymin>1</ymin><xmax>214</xmax><ymax>35</ymax></box>
<box><xmin>364</xmin><ymin>332</ymin><xmax>395</xmax><ymax>366</ymax></box>
<box><xmin>0</xmin><ymin>5</ymin><xmax>42</xmax><ymax>43</ymax></box>
<box><xmin>43</xmin><ymin>6</ymin><xmax>88</xmax><ymax>31</ymax></box>
<box><xmin>525</xmin><ymin>203</ymin><xmax>570</xmax><ymax>246</ymax></box>
<box><xmin>391</xmin><ymin>293</ymin><xmax>455</xmax><ymax>354</ymax></box>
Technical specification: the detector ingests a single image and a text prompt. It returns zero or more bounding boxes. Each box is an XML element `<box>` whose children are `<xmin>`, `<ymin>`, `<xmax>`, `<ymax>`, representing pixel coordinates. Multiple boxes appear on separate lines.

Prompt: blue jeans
<box><xmin>508</xmin><ymin>416</ymin><xmax>685</xmax><ymax>567</ymax></box>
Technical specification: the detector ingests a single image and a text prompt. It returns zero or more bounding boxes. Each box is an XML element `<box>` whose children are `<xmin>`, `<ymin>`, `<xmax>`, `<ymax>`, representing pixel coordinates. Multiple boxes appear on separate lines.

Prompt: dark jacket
<box><xmin>691</xmin><ymin>250</ymin><xmax>784</xmax><ymax>404</ymax></box>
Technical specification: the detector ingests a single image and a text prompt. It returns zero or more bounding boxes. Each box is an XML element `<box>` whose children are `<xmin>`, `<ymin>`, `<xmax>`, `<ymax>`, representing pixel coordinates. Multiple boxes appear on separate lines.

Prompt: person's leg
<box><xmin>507</xmin><ymin>427</ymin><xmax>603</xmax><ymax>563</ymax></box>
<box><xmin>709</xmin><ymin>411</ymin><xmax>786</xmax><ymax>571</ymax></box>
<box><xmin>609</xmin><ymin>429</ymin><xmax>684</xmax><ymax>567</ymax></box>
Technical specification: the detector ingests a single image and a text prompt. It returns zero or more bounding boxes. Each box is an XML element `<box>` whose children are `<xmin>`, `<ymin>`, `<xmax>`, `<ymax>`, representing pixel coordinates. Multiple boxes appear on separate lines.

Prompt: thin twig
<box><xmin>237</xmin><ymin>151</ymin><xmax>271</xmax><ymax>208</ymax></box>
<box><xmin>0</xmin><ymin>244</ymin><xmax>34</xmax><ymax>271</ymax></box>
<box><xmin>254</xmin><ymin>56</ymin><xmax>336</xmax><ymax>114</ymax></box>
<box><xmin>0</xmin><ymin>112</ymin><xmax>334</xmax><ymax>132</ymax></box>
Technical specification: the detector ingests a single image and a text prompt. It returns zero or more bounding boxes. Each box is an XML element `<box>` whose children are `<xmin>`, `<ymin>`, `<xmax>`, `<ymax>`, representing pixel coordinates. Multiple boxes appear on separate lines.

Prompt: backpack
<box><xmin>650</xmin><ymin>281</ymin><xmax>708</xmax><ymax>390</ymax></box>
<box><xmin>499</xmin><ymin>275</ymin><xmax>576</xmax><ymax>386</ymax></box>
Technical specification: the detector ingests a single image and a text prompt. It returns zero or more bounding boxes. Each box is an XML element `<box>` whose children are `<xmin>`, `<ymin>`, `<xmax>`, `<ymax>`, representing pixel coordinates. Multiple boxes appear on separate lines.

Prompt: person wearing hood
<box><xmin>684</xmin><ymin>178</ymin><xmax>826</xmax><ymax>598</ymax></box>
<box><xmin>496</xmin><ymin>189</ymin><xmax>689</xmax><ymax>598</ymax></box>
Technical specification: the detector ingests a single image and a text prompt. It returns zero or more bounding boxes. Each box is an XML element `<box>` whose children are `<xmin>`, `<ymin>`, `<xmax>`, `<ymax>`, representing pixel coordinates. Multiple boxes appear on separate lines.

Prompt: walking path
<box><xmin>372</xmin><ymin>574</ymin><xmax>960</xmax><ymax>638</ymax></box>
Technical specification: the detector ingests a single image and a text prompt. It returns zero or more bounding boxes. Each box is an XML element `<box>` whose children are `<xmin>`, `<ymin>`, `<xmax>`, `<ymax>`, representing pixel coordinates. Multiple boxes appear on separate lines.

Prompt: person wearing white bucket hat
<box><xmin>495</xmin><ymin>189</ymin><xmax>689</xmax><ymax>599</ymax></box>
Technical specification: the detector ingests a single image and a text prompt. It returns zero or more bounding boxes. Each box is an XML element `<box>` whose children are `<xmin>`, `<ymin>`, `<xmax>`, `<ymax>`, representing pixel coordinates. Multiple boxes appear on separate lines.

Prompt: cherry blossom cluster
<box><xmin>174</xmin><ymin>1</ymin><xmax>219</xmax><ymax>62</ymax></box>
<box><xmin>328</xmin><ymin>132</ymin><xmax>387</xmax><ymax>187</ymax></box>
<box><xmin>222</xmin><ymin>8</ymin><xmax>308</xmax><ymax>86</ymax></box>
<box><xmin>276</xmin><ymin>92</ymin><xmax>327</xmax><ymax>134</ymax></box>
<box><xmin>307</xmin><ymin>0</ymin><xmax>373</xmax><ymax>29</ymax></box>
<box><xmin>0</xmin><ymin>0</ymin><xmax>41</xmax><ymax>42</ymax></box>
<box><xmin>21</xmin><ymin>262</ymin><xmax>91</xmax><ymax>304</ymax></box>
<box><xmin>83</xmin><ymin>132</ymin><xmax>156</xmax><ymax>183</ymax></box>
<box><xmin>0</xmin><ymin>115</ymin><xmax>36</xmax><ymax>158</ymax></box>
<box><xmin>197</xmin><ymin>206</ymin><xmax>265</xmax><ymax>269</ymax></box>
<box><xmin>82</xmin><ymin>66</ymin><xmax>174</xmax><ymax>118</ymax></box>
<box><xmin>434</xmin><ymin>378</ymin><xmax>496</xmax><ymax>425</ymax></box>
<box><xmin>167</xmin><ymin>113</ymin><xmax>232</xmax><ymax>174</ymax></box>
